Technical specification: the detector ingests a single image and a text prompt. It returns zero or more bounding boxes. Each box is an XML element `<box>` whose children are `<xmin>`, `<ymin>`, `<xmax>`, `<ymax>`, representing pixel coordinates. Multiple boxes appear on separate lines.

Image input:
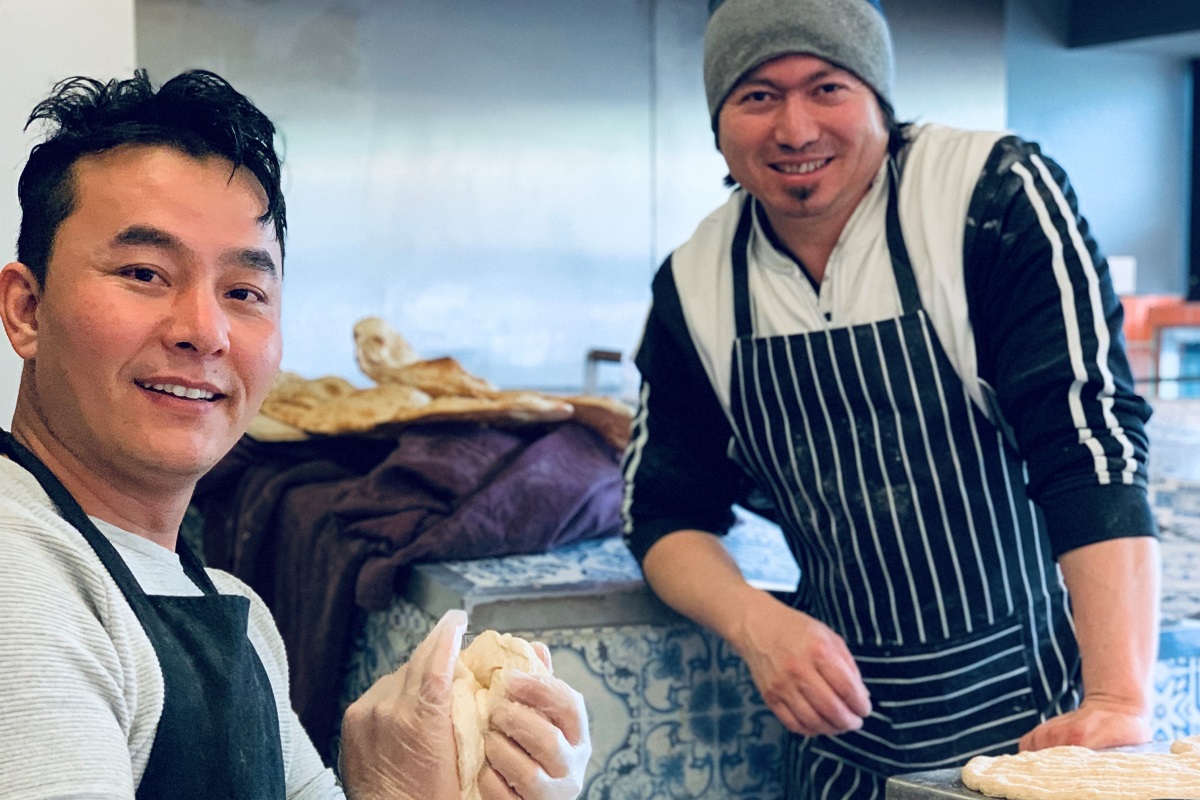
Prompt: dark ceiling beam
<box><xmin>1068</xmin><ymin>1</ymin><xmax>1200</xmax><ymax>47</ymax></box>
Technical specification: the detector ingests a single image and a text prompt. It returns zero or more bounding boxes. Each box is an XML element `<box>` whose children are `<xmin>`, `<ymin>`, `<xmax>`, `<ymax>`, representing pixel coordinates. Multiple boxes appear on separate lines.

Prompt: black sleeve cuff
<box><xmin>1040</xmin><ymin>483</ymin><xmax>1158</xmax><ymax>559</ymax></box>
<box><xmin>624</xmin><ymin>510</ymin><xmax>738</xmax><ymax>566</ymax></box>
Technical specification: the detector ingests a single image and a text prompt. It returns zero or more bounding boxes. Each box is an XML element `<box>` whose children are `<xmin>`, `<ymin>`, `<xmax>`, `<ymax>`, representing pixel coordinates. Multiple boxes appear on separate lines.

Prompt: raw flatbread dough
<box><xmin>961</xmin><ymin>737</ymin><xmax>1200</xmax><ymax>800</ymax></box>
<box><xmin>451</xmin><ymin>631</ymin><xmax>551</xmax><ymax>800</ymax></box>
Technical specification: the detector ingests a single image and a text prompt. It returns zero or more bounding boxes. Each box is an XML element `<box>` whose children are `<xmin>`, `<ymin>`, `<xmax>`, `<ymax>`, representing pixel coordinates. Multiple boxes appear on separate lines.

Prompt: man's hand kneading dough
<box><xmin>476</xmin><ymin>642</ymin><xmax>590</xmax><ymax>800</ymax></box>
<box><xmin>338</xmin><ymin>610</ymin><xmax>591</xmax><ymax>800</ymax></box>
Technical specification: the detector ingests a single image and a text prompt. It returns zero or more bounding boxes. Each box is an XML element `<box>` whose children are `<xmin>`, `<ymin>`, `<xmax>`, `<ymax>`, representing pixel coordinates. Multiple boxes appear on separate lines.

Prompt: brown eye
<box><xmin>122</xmin><ymin>266</ymin><xmax>158</xmax><ymax>283</ymax></box>
<box><xmin>227</xmin><ymin>287</ymin><xmax>266</xmax><ymax>303</ymax></box>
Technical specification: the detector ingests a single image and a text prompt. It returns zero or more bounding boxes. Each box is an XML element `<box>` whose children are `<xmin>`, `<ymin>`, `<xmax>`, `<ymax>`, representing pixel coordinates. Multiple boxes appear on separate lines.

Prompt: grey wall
<box><xmin>1006</xmin><ymin>0</ymin><xmax>1191</xmax><ymax>295</ymax></box>
<box><xmin>136</xmin><ymin>0</ymin><xmax>1007</xmax><ymax>391</ymax></box>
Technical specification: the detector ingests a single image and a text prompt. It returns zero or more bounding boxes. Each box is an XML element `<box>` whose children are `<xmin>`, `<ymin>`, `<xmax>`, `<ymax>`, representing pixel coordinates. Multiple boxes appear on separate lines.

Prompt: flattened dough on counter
<box><xmin>961</xmin><ymin>737</ymin><xmax>1200</xmax><ymax>800</ymax></box>
<box><xmin>451</xmin><ymin>631</ymin><xmax>551</xmax><ymax>800</ymax></box>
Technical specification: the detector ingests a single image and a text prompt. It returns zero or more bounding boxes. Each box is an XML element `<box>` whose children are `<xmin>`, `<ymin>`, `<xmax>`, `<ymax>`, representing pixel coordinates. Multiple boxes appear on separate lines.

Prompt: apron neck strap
<box><xmin>732</xmin><ymin>156</ymin><xmax>921</xmax><ymax>338</ymax></box>
<box><xmin>0</xmin><ymin>429</ymin><xmax>217</xmax><ymax>595</ymax></box>
<box><xmin>885</xmin><ymin>158</ymin><xmax>921</xmax><ymax>315</ymax></box>
<box><xmin>732</xmin><ymin>194</ymin><xmax>756</xmax><ymax>338</ymax></box>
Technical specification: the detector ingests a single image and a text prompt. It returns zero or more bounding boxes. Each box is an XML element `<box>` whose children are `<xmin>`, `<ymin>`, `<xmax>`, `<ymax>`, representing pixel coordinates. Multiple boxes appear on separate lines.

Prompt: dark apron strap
<box><xmin>732</xmin><ymin>195</ymin><xmax>756</xmax><ymax>339</ymax></box>
<box><xmin>886</xmin><ymin>158</ymin><xmax>921</xmax><ymax>315</ymax></box>
<box><xmin>732</xmin><ymin>157</ymin><xmax>920</xmax><ymax>334</ymax></box>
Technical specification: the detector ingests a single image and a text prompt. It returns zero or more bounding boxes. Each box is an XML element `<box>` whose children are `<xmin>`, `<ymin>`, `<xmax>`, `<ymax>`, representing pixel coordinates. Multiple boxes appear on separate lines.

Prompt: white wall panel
<box><xmin>0</xmin><ymin>0</ymin><xmax>137</xmax><ymax>426</ymax></box>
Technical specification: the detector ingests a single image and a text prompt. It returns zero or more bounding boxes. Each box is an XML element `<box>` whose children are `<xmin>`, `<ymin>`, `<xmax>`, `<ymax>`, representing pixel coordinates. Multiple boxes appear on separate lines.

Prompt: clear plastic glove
<box><xmin>339</xmin><ymin>609</ymin><xmax>467</xmax><ymax>800</ymax></box>
<box><xmin>477</xmin><ymin>644</ymin><xmax>591</xmax><ymax>800</ymax></box>
<box><xmin>733</xmin><ymin>591</ymin><xmax>871</xmax><ymax>736</ymax></box>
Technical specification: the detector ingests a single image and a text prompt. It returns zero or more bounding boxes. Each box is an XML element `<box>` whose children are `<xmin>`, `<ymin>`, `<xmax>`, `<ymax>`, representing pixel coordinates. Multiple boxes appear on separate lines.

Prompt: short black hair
<box><xmin>16</xmin><ymin>69</ymin><xmax>286</xmax><ymax>284</ymax></box>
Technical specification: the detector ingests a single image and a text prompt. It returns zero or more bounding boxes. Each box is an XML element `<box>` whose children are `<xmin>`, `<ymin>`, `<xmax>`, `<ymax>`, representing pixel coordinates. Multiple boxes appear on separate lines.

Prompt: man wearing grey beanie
<box><xmin>622</xmin><ymin>0</ymin><xmax>1159</xmax><ymax>797</ymax></box>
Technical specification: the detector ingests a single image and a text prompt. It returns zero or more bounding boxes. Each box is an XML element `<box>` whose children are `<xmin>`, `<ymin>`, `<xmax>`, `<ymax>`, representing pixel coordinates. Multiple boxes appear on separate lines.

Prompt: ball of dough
<box><xmin>451</xmin><ymin>631</ymin><xmax>551</xmax><ymax>800</ymax></box>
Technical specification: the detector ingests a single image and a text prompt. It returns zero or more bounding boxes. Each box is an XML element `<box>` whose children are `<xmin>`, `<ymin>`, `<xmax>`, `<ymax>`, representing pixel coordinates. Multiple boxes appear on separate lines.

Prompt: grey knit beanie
<box><xmin>704</xmin><ymin>0</ymin><xmax>894</xmax><ymax>128</ymax></box>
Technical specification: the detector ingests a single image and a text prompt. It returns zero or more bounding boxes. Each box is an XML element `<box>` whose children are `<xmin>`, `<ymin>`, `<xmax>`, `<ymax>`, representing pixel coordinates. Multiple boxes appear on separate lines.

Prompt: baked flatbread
<box><xmin>563</xmin><ymin>394</ymin><xmax>633</xmax><ymax>451</ymax></box>
<box><xmin>244</xmin><ymin>413</ymin><xmax>310</xmax><ymax>442</ymax></box>
<box><xmin>259</xmin><ymin>319</ymin><xmax>624</xmax><ymax>439</ymax></box>
<box><xmin>373</xmin><ymin>356</ymin><xmax>500</xmax><ymax>400</ymax></box>
<box><xmin>451</xmin><ymin>631</ymin><xmax>551</xmax><ymax>800</ymax></box>
<box><xmin>260</xmin><ymin>377</ymin><xmax>433</xmax><ymax>435</ymax></box>
<box><xmin>961</xmin><ymin>738</ymin><xmax>1200</xmax><ymax>800</ymax></box>
<box><xmin>354</xmin><ymin>316</ymin><xmax>420</xmax><ymax>379</ymax></box>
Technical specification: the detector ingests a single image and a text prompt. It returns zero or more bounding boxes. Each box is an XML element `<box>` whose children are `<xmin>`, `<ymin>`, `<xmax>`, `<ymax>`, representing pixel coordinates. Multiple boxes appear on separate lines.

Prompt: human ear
<box><xmin>0</xmin><ymin>263</ymin><xmax>42</xmax><ymax>360</ymax></box>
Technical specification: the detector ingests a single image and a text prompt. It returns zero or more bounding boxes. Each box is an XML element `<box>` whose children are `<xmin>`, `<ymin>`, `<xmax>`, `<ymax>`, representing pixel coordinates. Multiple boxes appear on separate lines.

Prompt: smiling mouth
<box><xmin>774</xmin><ymin>158</ymin><xmax>832</xmax><ymax>175</ymax></box>
<box><xmin>137</xmin><ymin>381</ymin><xmax>224</xmax><ymax>402</ymax></box>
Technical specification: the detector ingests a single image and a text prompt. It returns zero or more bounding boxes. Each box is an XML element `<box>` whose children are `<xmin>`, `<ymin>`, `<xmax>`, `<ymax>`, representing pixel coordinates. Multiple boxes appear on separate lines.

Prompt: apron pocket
<box><xmin>813</xmin><ymin>615</ymin><xmax>1040</xmax><ymax>773</ymax></box>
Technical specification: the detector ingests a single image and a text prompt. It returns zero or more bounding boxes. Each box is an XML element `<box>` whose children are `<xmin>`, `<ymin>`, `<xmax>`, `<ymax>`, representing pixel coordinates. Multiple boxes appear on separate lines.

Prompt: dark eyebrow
<box><xmin>112</xmin><ymin>224</ymin><xmax>278</xmax><ymax>277</ymax></box>
<box><xmin>113</xmin><ymin>225</ymin><xmax>181</xmax><ymax>250</ymax></box>
<box><xmin>227</xmin><ymin>248</ymin><xmax>279</xmax><ymax>277</ymax></box>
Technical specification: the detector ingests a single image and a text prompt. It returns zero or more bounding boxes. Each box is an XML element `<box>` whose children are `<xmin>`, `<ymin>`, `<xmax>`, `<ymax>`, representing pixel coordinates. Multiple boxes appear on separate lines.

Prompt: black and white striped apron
<box><xmin>727</xmin><ymin>165</ymin><xmax>1082</xmax><ymax>800</ymax></box>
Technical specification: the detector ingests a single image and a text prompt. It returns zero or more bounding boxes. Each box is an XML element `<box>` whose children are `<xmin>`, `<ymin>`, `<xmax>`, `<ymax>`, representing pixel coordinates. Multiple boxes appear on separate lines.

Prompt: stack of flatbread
<box><xmin>961</xmin><ymin>737</ymin><xmax>1200</xmax><ymax>800</ymax></box>
<box><xmin>249</xmin><ymin>317</ymin><xmax>633</xmax><ymax>450</ymax></box>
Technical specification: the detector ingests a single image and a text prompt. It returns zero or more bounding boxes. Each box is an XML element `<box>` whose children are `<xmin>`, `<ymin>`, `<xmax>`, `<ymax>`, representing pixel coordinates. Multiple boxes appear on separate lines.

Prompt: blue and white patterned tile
<box><xmin>434</xmin><ymin>537</ymin><xmax>642</xmax><ymax>591</ymax></box>
<box><xmin>1152</xmin><ymin>657</ymin><xmax>1200</xmax><ymax>742</ymax></box>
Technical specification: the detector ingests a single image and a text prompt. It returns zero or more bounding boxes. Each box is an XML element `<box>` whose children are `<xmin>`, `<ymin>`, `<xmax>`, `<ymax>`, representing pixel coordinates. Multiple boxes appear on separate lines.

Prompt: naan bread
<box><xmin>354</xmin><ymin>316</ymin><xmax>420</xmax><ymax>379</ymax></box>
<box><xmin>373</xmin><ymin>356</ymin><xmax>500</xmax><ymax>399</ymax></box>
<box><xmin>258</xmin><ymin>320</ymin><xmax>623</xmax><ymax>439</ymax></box>
<box><xmin>259</xmin><ymin>374</ymin><xmax>433</xmax><ymax>435</ymax></box>
<box><xmin>244</xmin><ymin>412</ymin><xmax>310</xmax><ymax>442</ymax></box>
<box><xmin>563</xmin><ymin>394</ymin><xmax>634</xmax><ymax>451</ymax></box>
<box><xmin>451</xmin><ymin>631</ymin><xmax>551</xmax><ymax>800</ymax></box>
<box><xmin>961</xmin><ymin>737</ymin><xmax>1200</xmax><ymax>800</ymax></box>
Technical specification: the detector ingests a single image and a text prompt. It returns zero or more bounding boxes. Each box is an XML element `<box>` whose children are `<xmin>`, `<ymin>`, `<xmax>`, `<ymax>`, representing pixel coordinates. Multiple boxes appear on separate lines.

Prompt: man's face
<box><xmin>18</xmin><ymin>144</ymin><xmax>282</xmax><ymax>487</ymax></box>
<box><xmin>717</xmin><ymin>54</ymin><xmax>889</xmax><ymax>229</ymax></box>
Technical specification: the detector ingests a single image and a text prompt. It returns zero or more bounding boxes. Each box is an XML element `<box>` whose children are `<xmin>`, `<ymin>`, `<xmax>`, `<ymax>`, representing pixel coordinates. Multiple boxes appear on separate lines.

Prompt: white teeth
<box><xmin>144</xmin><ymin>382</ymin><xmax>217</xmax><ymax>401</ymax></box>
<box><xmin>777</xmin><ymin>159</ymin><xmax>830</xmax><ymax>174</ymax></box>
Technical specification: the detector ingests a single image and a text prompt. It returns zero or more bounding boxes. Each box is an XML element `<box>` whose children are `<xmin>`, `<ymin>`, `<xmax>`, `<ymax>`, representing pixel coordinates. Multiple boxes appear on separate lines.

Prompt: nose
<box><xmin>775</xmin><ymin>94</ymin><xmax>820</xmax><ymax>150</ymax></box>
<box><xmin>168</xmin><ymin>285</ymin><xmax>230</xmax><ymax>356</ymax></box>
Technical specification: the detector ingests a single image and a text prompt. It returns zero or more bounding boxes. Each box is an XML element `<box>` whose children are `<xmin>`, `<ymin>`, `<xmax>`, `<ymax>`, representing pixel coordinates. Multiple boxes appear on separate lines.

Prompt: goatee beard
<box><xmin>788</xmin><ymin>187</ymin><xmax>814</xmax><ymax>203</ymax></box>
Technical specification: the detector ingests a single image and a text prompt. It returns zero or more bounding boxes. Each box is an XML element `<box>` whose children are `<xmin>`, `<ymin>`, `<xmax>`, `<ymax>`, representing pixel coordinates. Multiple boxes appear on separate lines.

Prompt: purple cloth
<box><xmin>339</xmin><ymin>421</ymin><xmax>624</xmax><ymax>609</ymax></box>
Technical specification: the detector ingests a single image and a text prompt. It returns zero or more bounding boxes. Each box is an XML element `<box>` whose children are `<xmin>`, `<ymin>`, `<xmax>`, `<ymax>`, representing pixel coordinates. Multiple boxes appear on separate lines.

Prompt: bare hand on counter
<box><xmin>340</xmin><ymin>609</ymin><xmax>467</xmax><ymax>800</ymax></box>
<box><xmin>734</xmin><ymin>591</ymin><xmax>872</xmax><ymax>736</ymax></box>
<box><xmin>478</xmin><ymin>644</ymin><xmax>592</xmax><ymax>800</ymax></box>
<box><xmin>1018</xmin><ymin>697</ymin><xmax>1151</xmax><ymax>752</ymax></box>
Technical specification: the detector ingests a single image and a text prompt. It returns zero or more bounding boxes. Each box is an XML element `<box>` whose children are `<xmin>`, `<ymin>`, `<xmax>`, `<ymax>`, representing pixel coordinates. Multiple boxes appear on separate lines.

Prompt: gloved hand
<box><xmin>339</xmin><ymin>609</ymin><xmax>468</xmax><ymax>800</ymax></box>
<box><xmin>477</xmin><ymin>644</ymin><xmax>592</xmax><ymax>800</ymax></box>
